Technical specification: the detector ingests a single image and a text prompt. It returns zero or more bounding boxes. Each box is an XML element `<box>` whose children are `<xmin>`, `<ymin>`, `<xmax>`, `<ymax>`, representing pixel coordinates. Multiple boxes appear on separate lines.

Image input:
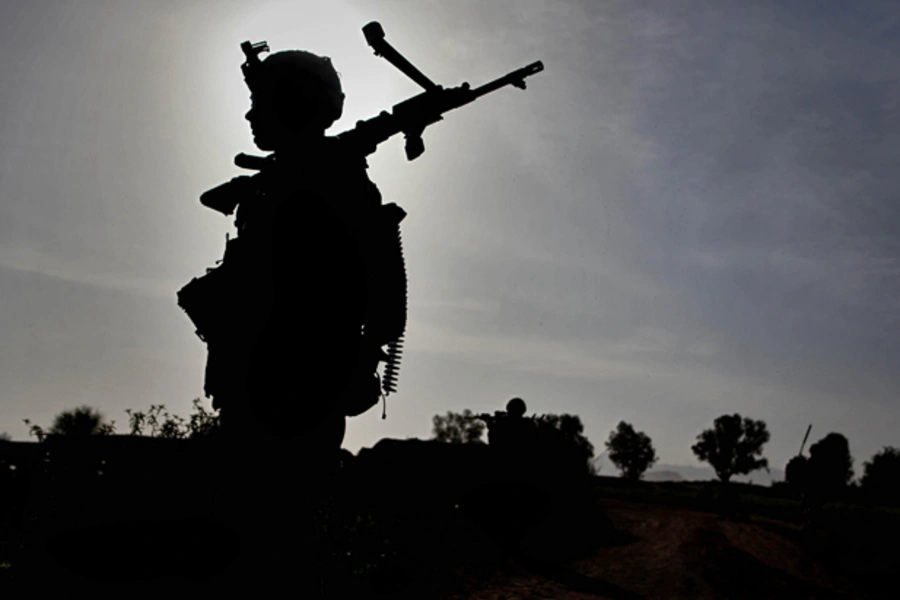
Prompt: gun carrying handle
<box><xmin>362</xmin><ymin>22</ymin><xmax>386</xmax><ymax>48</ymax></box>
<box><xmin>362</xmin><ymin>21</ymin><xmax>438</xmax><ymax>92</ymax></box>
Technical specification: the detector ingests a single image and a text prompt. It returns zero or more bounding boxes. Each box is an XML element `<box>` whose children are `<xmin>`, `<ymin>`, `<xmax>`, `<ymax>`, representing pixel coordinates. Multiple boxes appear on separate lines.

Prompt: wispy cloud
<box><xmin>409</xmin><ymin>318</ymin><xmax>717</xmax><ymax>384</ymax></box>
<box><xmin>0</xmin><ymin>241</ymin><xmax>182</xmax><ymax>299</ymax></box>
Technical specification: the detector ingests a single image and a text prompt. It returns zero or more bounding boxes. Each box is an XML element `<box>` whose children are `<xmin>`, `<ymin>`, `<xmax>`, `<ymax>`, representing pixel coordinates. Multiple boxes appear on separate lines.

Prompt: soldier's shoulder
<box><xmin>324</xmin><ymin>136</ymin><xmax>368</xmax><ymax>167</ymax></box>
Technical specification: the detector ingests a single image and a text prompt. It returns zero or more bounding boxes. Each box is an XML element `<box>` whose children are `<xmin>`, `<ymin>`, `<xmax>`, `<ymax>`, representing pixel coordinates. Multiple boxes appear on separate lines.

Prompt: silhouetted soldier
<box><xmin>474</xmin><ymin>400</ymin><xmax>604</xmax><ymax>563</ymax></box>
<box><xmin>174</xmin><ymin>23</ymin><xmax>545</xmax><ymax>592</ymax></box>
<box><xmin>479</xmin><ymin>398</ymin><xmax>535</xmax><ymax>471</ymax></box>
<box><xmin>481</xmin><ymin>399</ymin><xmax>581</xmax><ymax>480</ymax></box>
<box><xmin>184</xmin><ymin>46</ymin><xmax>390</xmax><ymax>594</ymax></box>
<box><xmin>226</xmin><ymin>50</ymin><xmax>387</xmax><ymax>435</ymax></box>
<box><xmin>467</xmin><ymin>399</ymin><xmax>549</xmax><ymax>554</ymax></box>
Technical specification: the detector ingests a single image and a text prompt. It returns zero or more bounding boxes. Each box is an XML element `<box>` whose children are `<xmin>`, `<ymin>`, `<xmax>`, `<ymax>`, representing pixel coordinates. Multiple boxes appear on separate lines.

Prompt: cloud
<box><xmin>409</xmin><ymin>316</ymin><xmax>718</xmax><ymax>385</ymax></box>
<box><xmin>0</xmin><ymin>240</ymin><xmax>182</xmax><ymax>299</ymax></box>
<box><xmin>372</xmin><ymin>0</ymin><xmax>900</xmax><ymax>467</ymax></box>
<box><xmin>2</xmin><ymin>0</ymin><xmax>898</xmax><ymax>469</ymax></box>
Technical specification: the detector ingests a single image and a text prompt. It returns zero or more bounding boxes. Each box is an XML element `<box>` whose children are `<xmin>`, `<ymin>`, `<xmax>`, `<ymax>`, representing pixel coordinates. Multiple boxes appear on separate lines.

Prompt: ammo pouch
<box><xmin>364</xmin><ymin>203</ymin><xmax>408</xmax><ymax>346</ymax></box>
<box><xmin>176</xmin><ymin>264</ymin><xmax>233</xmax><ymax>344</ymax></box>
<box><xmin>177</xmin><ymin>237</ymin><xmax>246</xmax><ymax>343</ymax></box>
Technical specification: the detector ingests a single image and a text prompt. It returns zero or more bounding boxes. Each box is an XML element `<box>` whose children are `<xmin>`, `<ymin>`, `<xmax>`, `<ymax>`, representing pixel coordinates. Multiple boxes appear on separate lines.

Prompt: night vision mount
<box><xmin>240</xmin><ymin>40</ymin><xmax>270</xmax><ymax>91</ymax></box>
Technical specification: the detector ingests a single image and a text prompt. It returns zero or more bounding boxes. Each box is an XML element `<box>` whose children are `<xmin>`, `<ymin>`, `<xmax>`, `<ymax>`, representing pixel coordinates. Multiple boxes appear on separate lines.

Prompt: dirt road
<box><xmin>452</xmin><ymin>499</ymin><xmax>869</xmax><ymax>600</ymax></box>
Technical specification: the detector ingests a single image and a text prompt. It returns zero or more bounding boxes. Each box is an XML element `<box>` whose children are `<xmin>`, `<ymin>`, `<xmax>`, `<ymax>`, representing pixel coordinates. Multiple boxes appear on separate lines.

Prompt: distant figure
<box><xmin>481</xmin><ymin>399</ymin><xmax>582</xmax><ymax>480</ymax></box>
<box><xmin>475</xmin><ymin>398</ymin><xmax>534</xmax><ymax>470</ymax></box>
<box><xmin>466</xmin><ymin>399</ymin><xmax>545</xmax><ymax>549</ymax></box>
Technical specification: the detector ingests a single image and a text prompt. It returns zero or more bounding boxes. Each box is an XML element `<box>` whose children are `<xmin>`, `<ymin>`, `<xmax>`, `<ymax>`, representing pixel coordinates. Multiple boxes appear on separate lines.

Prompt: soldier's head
<box><xmin>243</xmin><ymin>50</ymin><xmax>344</xmax><ymax>151</ymax></box>
<box><xmin>506</xmin><ymin>397</ymin><xmax>527</xmax><ymax>418</ymax></box>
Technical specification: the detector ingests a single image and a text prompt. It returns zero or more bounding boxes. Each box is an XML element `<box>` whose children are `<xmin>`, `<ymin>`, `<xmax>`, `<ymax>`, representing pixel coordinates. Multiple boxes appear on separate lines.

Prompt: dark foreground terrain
<box><xmin>450</xmin><ymin>497</ymin><xmax>890</xmax><ymax>599</ymax></box>
<box><xmin>1</xmin><ymin>437</ymin><xmax>897</xmax><ymax>598</ymax></box>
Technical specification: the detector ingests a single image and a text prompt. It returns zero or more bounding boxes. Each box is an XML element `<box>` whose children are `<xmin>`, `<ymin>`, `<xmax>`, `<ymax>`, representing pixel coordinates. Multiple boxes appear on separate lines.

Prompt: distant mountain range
<box><xmin>643</xmin><ymin>470</ymin><xmax>685</xmax><ymax>482</ymax></box>
<box><xmin>593</xmin><ymin>457</ymin><xmax>785</xmax><ymax>485</ymax></box>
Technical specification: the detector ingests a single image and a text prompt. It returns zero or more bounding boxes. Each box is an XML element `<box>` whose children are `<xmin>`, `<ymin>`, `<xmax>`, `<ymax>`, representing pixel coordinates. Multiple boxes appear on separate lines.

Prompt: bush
<box><xmin>431</xmin><ymin>410</ymin><xmax>485</xmax><ymax>444</ymax></box>
<box><xmin>807</xmin><ymin>433</ymin><xmax>854</xmax><ymax>495</ymax></box>
<box><xmin>126</xmin><ymin>399</ymin><xmax>221</xmax><ymax>439</ymax></box>
<box><xmin>861</xmin><ymin>446</ymin><xmax>900</xmax><ymax>503</ymax></box>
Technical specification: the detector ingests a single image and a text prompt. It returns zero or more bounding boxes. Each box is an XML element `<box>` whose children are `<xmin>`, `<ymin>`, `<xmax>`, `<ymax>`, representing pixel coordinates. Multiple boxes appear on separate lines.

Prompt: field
<box><xmin>450</xmin><ymin>486</ymin><xmax>899</xmax><ymax>599</ymax></box>
<box><xmin>2</xmin><ymin>438</ymin><xmax>898</xmax><ymax>598</ymax></box>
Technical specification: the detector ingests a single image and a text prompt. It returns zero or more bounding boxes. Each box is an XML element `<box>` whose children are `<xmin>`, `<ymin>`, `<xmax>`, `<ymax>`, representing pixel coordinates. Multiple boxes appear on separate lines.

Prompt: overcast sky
<box><xmin>1</xmin><ymin>0</ymin><xmax>897</xmax><ymax>474</ymax></box>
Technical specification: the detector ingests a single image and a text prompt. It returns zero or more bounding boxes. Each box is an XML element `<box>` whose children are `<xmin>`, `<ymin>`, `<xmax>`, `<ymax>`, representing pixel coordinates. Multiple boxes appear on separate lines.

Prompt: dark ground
<box><xmin>2</xmin><ymin>438</ymin><xmax>898</xmax><ymax>598</ymax></box>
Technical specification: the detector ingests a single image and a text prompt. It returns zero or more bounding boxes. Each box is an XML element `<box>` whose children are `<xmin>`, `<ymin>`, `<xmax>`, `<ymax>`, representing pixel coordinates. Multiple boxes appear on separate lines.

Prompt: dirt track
<box><xmin>451</xmin><ymin>499</ymin><xmax>869</xmax><ymax>600</ymax></box>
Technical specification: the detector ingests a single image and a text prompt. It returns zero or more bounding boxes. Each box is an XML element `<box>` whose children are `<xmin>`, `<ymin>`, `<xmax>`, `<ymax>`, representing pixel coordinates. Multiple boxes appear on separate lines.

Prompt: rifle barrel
<box><xmin>799</xmin><ymin>424</ymin><xmax>812</xmax><ymax>455</ymax></box>
<box><xmin>470</xmin><ymin>61</ymin><xmax>544</xmax><ymax>99</ymax></box>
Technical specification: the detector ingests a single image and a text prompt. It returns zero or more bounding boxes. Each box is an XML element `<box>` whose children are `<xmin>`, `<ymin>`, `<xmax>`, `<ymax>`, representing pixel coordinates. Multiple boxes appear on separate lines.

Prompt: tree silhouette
<box><xmin>807</xmin><ymin>432</ymin><xmax>854</xmax><ymax>493</ymax></box>
<box><xmin>861</xmin><ymin>446</ymin><xmax>900</xmax><ymax>501</ymax></box>
<box><xmin>785</xmin><ymin>454</ymin><xmax>809</xmax><ymax>489</ymax></box>
<box><xmin>48</xmin><ymin>405</ymin><xmax>115</xmax><ymax>436</ymax></box>
<box><xmin>534</xmin><ymin>413</ymin><xmax>596</xmax><ymax>476</ymax></box>
<box><xmin>691</xmin><ymin>414</ymin><xmax>769</xmax><ymax>483</ymax></box>
<box><xmin>0</xmin><ymin>432</ymin><xmax>10</xmax><ymax>442</ymax></box>
<box><xmin>605</xmin><ymin>421</ymin><xmax>657</xmax><ymax>480</ymax></box>
<box><xmin>431</xmin><ymin>409</ymin><xmax>485</xmax><ymax>444</ymax></box>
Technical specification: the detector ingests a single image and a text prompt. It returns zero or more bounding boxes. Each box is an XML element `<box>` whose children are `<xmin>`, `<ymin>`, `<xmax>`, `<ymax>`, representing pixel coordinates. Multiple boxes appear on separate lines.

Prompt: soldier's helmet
<box><xmin>246</xmin><ymin>49</ymin><xmax>345</xmax><ymax>131</ymax></box>
<box><xmin>506</xmin><ymin>397</ymin><xmax>527</xmax><ymax>418</ymax></box>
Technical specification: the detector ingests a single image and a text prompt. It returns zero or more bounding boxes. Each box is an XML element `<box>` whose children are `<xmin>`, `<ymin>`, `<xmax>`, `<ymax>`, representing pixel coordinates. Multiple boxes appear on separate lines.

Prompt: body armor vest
<box><xmin>177</xmin><ymin>139</ymin><xmax>407</xmax><ymax>419</ymax></box>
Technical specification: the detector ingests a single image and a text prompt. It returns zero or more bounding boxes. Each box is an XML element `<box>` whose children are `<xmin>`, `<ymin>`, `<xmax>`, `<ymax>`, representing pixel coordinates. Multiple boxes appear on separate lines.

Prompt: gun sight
<box><xmin>241</xmin><ymin>40</ymin><xmax>270</xmax><ymax>62</ymax></box>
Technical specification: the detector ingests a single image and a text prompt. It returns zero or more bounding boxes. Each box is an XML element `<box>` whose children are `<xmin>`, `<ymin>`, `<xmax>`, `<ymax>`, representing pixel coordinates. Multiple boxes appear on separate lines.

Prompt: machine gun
<box><xmin>785</xmin><ymin>424</ymin><xmax>812</xmax><ymax>487</ymax></box>
<box><xmin>223</xmin><ymin>21</ymin><xmax>544</xmax><ymax>176</ymax></box>
<box><xmin>344</xmin><ymin>22</ymin><xmax>543</xmax><ymax>161</ymax></box>
<box><xmin>798</xmin><ymin>424</ymin><xmax>812</xmax><ymax>456</ymax></box>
